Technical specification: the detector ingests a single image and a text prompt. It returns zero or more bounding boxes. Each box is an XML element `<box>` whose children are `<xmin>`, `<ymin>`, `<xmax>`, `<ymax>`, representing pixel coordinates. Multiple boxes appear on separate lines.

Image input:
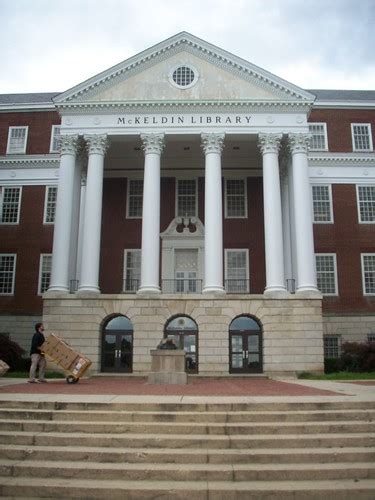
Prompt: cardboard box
<box><xmin>41</xmin><ymin>334</ymin><xmax>91</xmax><ymax>377</ymax></box>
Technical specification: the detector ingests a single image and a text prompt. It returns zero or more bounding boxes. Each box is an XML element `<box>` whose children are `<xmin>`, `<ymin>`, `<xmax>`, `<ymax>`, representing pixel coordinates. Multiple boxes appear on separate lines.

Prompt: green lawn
<box><xmin>298</xmin><ymin>371</ymin><xmax>375</xmax><ymax>380</ymax></box>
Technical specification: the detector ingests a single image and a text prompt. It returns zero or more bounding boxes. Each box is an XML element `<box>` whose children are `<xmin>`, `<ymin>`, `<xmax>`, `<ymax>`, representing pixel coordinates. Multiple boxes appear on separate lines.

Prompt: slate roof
<box><xmin>0</xmin><ymin>93</ymin><xmax>61</xmax><ymax>104</ymax></box>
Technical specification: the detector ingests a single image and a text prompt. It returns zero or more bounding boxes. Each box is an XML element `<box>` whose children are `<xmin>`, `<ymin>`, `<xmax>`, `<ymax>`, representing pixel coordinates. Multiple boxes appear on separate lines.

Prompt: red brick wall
<box><xmin>309</xmin><ymin>109</ymin><xmax>375</xmax><ymax>153</ymax></box>
<box><xmin>0</xmin><ymin>186</ymin><xmax>54</xmax><ymax>314</ymax></box>
<box><xmin>0</xmin><ymin>111</ymin><xmax>60</xmax><ymax>155</ymax></box>
<box><xmin>314</xmin><ymin>184</ymin><xmax>375</xmax><ymax>313</ymax></box>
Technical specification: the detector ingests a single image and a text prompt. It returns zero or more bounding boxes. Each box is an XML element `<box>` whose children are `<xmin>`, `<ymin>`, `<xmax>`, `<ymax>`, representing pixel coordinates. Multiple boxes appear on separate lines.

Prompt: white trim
<box><xmin>351</xmin><ymin>123</ymin><xmax>373</xmax><ymax>152</ymax></box>
<box><xmin>43</xmin><ymin>186</ymin><xmax>57</xmax><ymax>224</ymax></box>
<box><xmin>126</xmin><ymin>178</ymin><xmax>143</xmax><ymax>219</ymax></box>
<box><xmin>315</xmin><ymin>253</ymin><xmax>338</xmax><ymax>296</ymax></box>
<box><xmin>175</xmin><ymin>178</ymin><xmax>198</xmax><ymax>218</ymax></box>
<box><xmin>6</xmin><ymin>126</ymin><xmax>28</xmax><ymax>154</ymax></box>
<box><xmin>312</xmin><ymin>184</ymin><xmax>334</xmax><ymax>224</ymax></box>
<box><xmin>361</xmin><ymin>253</ymin><xmax>375</xmax><ymax>296</ymax></box>
<box><xmin>0</xmin><ymin>186</ymin><xmax>22</xmax><ymax>225</ymax></box>
<box><xmin>224</xmin><ymin>248</ymin><xmax>250</xmax><ymax>292</ymax></box>
<box><xmin>0</xmin><ymin>253</ymin><xmax>16</xmax><ymax>295</ymax></box>
<box><xmin>49</xmin><ymin>125</ymin><xmax>61</xmax><ymax>153</ymax></box>
<box><xmin>308</xmin><ymin>122</ymin><xmax>328</xmax><ymax>151</ymax></box>
<box><xmin>356</xmin><ymin>184</ymin><xmax>375</xmax><ymax>224</ymax></box>
<box><xmin>224</xmin><ymin>178</ymin><xmax>248</xmax><ymax>219</ymax></box>
<box><xmin>38</xmin><ymin>253</ymin><xmax>52</xmax><ymax>295</ymax></box>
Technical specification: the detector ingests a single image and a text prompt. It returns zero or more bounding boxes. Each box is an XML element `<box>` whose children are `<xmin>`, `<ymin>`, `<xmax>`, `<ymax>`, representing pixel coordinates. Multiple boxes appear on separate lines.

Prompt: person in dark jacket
<box><xmin>28</xmin><ymin>322</ymin><xmax>47</xmax><ymax>383</ymax></box>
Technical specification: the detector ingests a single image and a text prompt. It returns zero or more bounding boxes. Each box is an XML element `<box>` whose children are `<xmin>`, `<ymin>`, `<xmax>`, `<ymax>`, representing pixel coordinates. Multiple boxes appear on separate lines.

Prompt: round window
<box><xmin>169</xmin><ymin>65</ymin><xmax>198</xmax><ymax>89</ymax></box>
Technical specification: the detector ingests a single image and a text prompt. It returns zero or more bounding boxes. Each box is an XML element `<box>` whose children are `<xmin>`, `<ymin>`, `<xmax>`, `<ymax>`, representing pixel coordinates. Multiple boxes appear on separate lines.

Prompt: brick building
<box><xmin>1</xmin><ymin>33</ymin><xmax>374</xmax><ymax>376</ymax></box>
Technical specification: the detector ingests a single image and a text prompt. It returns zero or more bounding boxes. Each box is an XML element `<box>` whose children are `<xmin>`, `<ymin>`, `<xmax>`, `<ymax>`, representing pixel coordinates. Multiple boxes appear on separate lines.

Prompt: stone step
<box><xmin>1</xmin><ymin>418</ymin><xmax>374</xmax><ymax>435</ymax></box>
<box><xmin>1</xmin><ymin>476</ymin><xmax>375</xmax><ymax>499</ymax></box>
<box><xmin>1</xmin><ymin>407</ymin><xmax>374</xmax><ymax>423</ymax></box>
<box><xmin>1</xmin><ymin>443</ymin><xmax>375</xmax><ymax>464</ymax></box>
<box><xmin>1</xmin><ymin>430</ymin><xmax>374</xmax><ymax>449</ymax></box>
<box><xmin>1</xmin><ymin>459</ymin><xmax>375</xmax><ymax>482</ymax></box>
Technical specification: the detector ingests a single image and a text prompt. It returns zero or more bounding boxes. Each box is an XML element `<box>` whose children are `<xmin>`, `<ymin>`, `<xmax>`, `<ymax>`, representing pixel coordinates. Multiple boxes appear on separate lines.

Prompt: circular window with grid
<box><xmin>169</xmin><ymin>65</ymin><xmax>198</xmax><ymax>89</ymax></box>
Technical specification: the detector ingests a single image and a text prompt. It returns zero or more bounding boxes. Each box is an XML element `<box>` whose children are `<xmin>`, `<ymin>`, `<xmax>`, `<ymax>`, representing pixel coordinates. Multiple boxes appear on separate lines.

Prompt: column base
<box><xmin>202</xmin><ymin>286</ymin><xmax>226</xmax><ymax>295</ymax></box>
<box><xmin>137</xmin><ymin>286</ymin><xmax>161</xmax><ymax>295</ymax></box>
<box><xmin>47</xmin><ymin>285</ymin><xmax>69</xmax><ymax>293</ymax></box>
<box><xmin>296</xmin><ymin>286</ymin><xmax>322</xmax><ymax>298</ymax></box>
<box><xmin>77</xmin><ymin>285</ymin><xmax>100</xmax><ymax>294</ymax></box>
<box><xmin>264</xmin><ymin>286</ymin><xmax>289</xmax><ymax>298</ymax></box>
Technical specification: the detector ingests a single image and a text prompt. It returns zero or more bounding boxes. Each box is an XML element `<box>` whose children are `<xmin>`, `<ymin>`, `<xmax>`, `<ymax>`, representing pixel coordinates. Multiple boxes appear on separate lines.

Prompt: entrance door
<box><xmin>229</xmin><ymin>316</ymin><xmax>263</xmax><ymax>374</ymax></box>
<box><xmin>165</xmin><ymin>315</ymin><xmax>198</xmax><ymax>373</ymax></box>
<box><xmin>101</xmin><ymin>316</ymin><xmax>133</xmax><ymax>373</ymax></box>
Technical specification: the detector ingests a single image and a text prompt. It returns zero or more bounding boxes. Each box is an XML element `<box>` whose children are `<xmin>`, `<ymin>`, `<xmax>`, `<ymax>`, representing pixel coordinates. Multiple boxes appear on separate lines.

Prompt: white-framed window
<box><xmin>315</xmin><ymin>254</ymin><xmax>338</xmax><ymax>296</ymax></box>
<box><xmin>123</xmin><ymin>249</ymin><xmax>141</xmax><ymax>292</ymax></box>
<box><xmin>357</xmin><ymin>185</ymin><xmax>375</xmax><ymax>223</ymax></box>
<box><xmin>309</xmin><ymin>123</ymin><xmax>328</xmax><ymax>151</ymax></box>
<box><xmin>351</xmin><ymin>123</ymin><xmax>373</xmax><ymax>151</ymax></box>
<box><xmin>43</xmin><ymin>186</ymin><xmax>58</xmax><ymax>224</ymax></box>
<box><xmin>0</xmin><ymin>254</ymin><xmax>16</xmax><ymax>295</ymax></box>
<box><xmin>323</xmin><ymin>335</ymin><xmax>341</xmax><ymax>359</ymax></box>
<box><xmin>0</xmin><ymin>186</ymin><xmax>22</xmax><ymax>224</ymax></box>
<box><xmin>6</xmin><ymin>126</ymin><xmax>28</xmax><ymax>154</ymax></box>
<box><xmin>49</xmin><ymin>125</ymin><xmax>61</xmax><ymax>153</ymax></box>
<box><xmin>367</xmin><ymin>334</ymin><xmax>375</xmax><ymax>343</ymax></box>
<box><xmin>176</xmin><ymin>179</ymin><xmax>197</xmax><ymax>217</ymax></box>
<box><xmin>126</xmin><ymin>179</ymin><xmax>143</xmax><ymax>218</ymax></box>
<box><xmin>225</xmin><ymin>179</ymin><xmax>247</xmax><ymax>218</ymax></box>
<box><xmin>38</xmin><ymin>254</ymin><xmax>52</xmax><ymax>294</ymax></box>
<box><xmin>312</xmin><ymin>185</ymin><xmax>333</xmax><ymax>223</ymax></box>
<box><xmin>225</xmin><ymin>249</ymin><xmax>249</xmax><ymax>293</ymax></box>
<box><xmin>361</xmin><ymin>253</ymin><xmax>375</xmax><ymax>295</ymax></box>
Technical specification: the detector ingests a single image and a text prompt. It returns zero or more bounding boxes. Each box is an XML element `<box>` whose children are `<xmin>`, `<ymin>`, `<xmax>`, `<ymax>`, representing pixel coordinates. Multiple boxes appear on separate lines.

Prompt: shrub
<box><xmin>324</xmin><ymin>357</ymin><xmax>341</xmax><ymax>373</ymax></box>
<box><xmin>0</xmin><ymin>334</ymin><xmax>25</xmax><ymax>371</ymax></box>
<box><xmin>339</xmin><ymin>342</ymin><xmax>375</xmax><ymax>372</ymax></box>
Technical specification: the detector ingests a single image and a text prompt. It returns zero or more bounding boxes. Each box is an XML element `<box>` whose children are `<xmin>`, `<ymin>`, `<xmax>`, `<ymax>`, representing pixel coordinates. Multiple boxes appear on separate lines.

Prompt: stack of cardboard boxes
<box><xmin>41</xmin><ymin>334</ymin><xmax>91</xmax><ymax>379</ymax></box>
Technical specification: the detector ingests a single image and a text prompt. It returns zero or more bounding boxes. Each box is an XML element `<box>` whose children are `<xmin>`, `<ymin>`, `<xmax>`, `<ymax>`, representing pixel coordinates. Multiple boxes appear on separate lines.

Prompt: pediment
<box><xmin>55</xmin><ymin>33</ymin><xmax>315</xmax><ymax>108</ymax></box>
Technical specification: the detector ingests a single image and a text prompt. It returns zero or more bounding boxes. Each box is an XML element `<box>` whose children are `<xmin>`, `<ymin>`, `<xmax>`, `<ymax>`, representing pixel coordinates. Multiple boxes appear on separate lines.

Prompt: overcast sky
<box><xmin>0</xmin><ymin>0</ymin><xmax>374</xmax><ymax>94</ymax></box>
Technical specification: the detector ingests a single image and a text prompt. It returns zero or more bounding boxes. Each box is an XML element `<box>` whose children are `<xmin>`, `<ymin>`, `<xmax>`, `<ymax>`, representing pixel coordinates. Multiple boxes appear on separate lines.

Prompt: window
<box><xmin>43</xmin><ymin>186</ymin><xmax>58</xmax><ymax>223</ymax></box>
<box><xmin>176</xmin><ymin>179</ymin><xmax>197</xmax><ymax>217</ymax></box>
<box><xmin>50</xmin><ymin>125</ymin><xmax>61</xmax><ymax>153</ymax></box>
<box><xmin>357</xmin><ymin>185</ymin><xmax>375</xmax><ymax>223</ymax></box>
<box><xmin>6</xmin><ymin>126</ymin><xmax>28</xmax><ymax>154</ymax></box>
<box><xmin>309</xmin><ymin>123</ymin><xmax>328</xmax><ymax>151</ymax></box>
<box><xmin>312</xmin><ymin>185</ymin><xmax>333</xmax><ymax>223</ymax></box>
<box><xmin>225</xmin><ymin>249</ymin><xmax>249</xmax><ymax>293</ymax></box>
<box><xmin>123</xmin><ymin>250</ymin><xmax>141</xmax><ymax>292</ymax></box>
<box><xmin>315</xmin><ymin>254</ymin><xmax>338</xmax><ymax>295</ymax></box>
<box><xmin>323</xmin><ymin>335</ymin><xmax>341</xmax><ymax>359</ymax></box>
<box><xmin>0</xmin><ymin>254</ymin><xmax>16</xmax><ymax>295</ymax></box>
<box><xmin>0</xmin><ymin>187</ymin><xmax>21</xmax><ymax>224</ymax></box>
<box><xmin>38</xmin><ymin>254</ymin><xmax>52</xmax><ymax>294</ymax></box>
<box><xmin>361</xmin><ymin>254</ymin><xmax>375</xmax><ymax>295</ymax></box>
<box><xmin>225</xmin><ymin>179</ymin><xmax>247</xmax><ymax>218</ymax></box>
<box><xmin>367</xmin><ymin>334</ymin><xmax>375</xmax><ymax>343</ymax></box>
<box><xmin>169</xmin><ymin>65</ymin><xmax>198</xmax><ymax>89</ymax></box>
<box><xmin>351</xmin><ymin>124</ymin><xmax>373</xmax><ymax>151</ymax></box>
<box><xmin>127</xmin><ymin>180</ymin><xmax>143</xmax><ymax>218</ymax></box>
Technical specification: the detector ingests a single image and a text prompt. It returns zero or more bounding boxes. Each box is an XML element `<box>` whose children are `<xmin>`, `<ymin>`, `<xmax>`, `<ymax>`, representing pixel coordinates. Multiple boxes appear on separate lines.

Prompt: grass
<box><xmin>298</xmin><ymin>371</ymin><xmax>375</xmax><ymax>380</ymax></box>
<box><xmin>3</xmin><ymin>371</ymin><xmax>65</xmax><ymax>379</ymax></box>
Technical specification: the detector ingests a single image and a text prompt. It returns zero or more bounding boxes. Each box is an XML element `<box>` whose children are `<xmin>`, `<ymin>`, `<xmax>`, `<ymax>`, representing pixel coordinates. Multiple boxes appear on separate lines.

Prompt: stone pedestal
<box><xmin>148</xmin><ymin>349</ymin><xmax>188</xmax><ymax>385</ymax></box>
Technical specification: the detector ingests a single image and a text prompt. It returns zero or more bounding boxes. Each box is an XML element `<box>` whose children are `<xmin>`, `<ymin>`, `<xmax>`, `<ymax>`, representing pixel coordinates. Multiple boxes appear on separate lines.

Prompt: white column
<box><xmin>289</xmin><ymin>133</ymin><xmax>319</xmax><ymax>294</ymax></box>
<box><xmin>76</xmin><ymin>172</ymin><xmax>87</xmax><ymax>283</ymax></box>
<box><xmin>68</xmin><ymin>155</ymin><xmax>83</xmax><ymax>286</ymax></box>
<box><xmin>78</xmin><ymin>135</ymin><xmax>108</xmax><ymax>293</ymax></box>
<box><xmin>201</xmin><ymin>133</ymin><xmax>225</xmax><ymax>294</ymax></box>
<box><xmin>258</xmin><ymin>133</ymin><xmax>287</xmax><ymax>296</ymax></box>
<box><xmin>138</xmin><ymin>133</ymin><xmax>165</xmax><ymax>294</ymax></box>
<box><xmin>280</xmin><ymin>155</ymin><xmax>293</xmax><ymax>290</ymax></box>
<box><xmin>49</xmin><ymin>135</ymin><xmax>79</xmax><ymax>292</ymax></box>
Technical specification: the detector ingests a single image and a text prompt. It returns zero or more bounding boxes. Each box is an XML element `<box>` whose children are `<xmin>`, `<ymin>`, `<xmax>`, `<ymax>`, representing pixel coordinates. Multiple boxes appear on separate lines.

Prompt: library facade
<box><xmin>1</xmin><ymin>33</ymin><xmax>375</xmax><ymax>376</ymax></box>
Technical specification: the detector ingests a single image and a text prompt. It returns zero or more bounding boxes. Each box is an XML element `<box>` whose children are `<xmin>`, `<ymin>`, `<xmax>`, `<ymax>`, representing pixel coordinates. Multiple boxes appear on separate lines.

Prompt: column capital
<box><xmin>84</xmin><ymin>134</ymin><xmax>109</xmax><ymax>155</ymax></box>
<box><xmin>59</xmin><ymin>134</ymin><xmax>79</xmax><ymax>155</ymax></box>
<box><xmin>288</xmin><ymin>133</ymin><xmax>311</xmax><ymax>154</ymax></box>
<box><xmin>258</xmin><ymin>133</ymin><xmax>282</xmax><ymax>154</ymax></box>
<box><xmin>141</xmin><ymin>133</ymin><xmax>165</xmax><ymax>155</ymax></box>
<box><xmin>201</xmin><ymin>133</ymin><xmax>225</xmax><ymax>154</ymax></box>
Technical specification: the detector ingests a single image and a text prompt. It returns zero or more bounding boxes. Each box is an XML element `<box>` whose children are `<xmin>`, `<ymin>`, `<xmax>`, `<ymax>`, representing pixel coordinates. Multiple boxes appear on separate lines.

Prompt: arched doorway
<box><xmin>164</xmin><ymin>315</ymin><xmax>198</xmax><ymax>373</ymax></box>
<box><xmin>229</xmin><ymin>316</ymin><xmax>263</xmax><ymax>374</ymax></box>
<box><xmin>101</xmin><ymin>315</ymin><xmax>133</xmax><ymax>373</ymax></box>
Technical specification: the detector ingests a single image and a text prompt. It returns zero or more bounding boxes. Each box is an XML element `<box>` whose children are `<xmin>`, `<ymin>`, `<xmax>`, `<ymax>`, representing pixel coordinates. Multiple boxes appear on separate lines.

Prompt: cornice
<box><xmin>308</xmin><ymin>153</ymin><xmax>375</xmax><ymax>165</ymax></box>
<box><xmin>0</xmin><ymin>155</ymin><xmax>60</xmax><ymax>168</ymax></box>
<box><xmin>313</xmin><ymin>101</ymin><xmax>375</xmax><ymax>110</ymax></box>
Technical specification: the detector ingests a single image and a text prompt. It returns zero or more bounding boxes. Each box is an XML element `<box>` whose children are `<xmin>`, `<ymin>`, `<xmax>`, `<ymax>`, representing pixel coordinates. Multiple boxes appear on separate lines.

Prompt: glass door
<box><xmin>102</xmin><ymin>331</ymin><xmax>133</xmax><ymax>373</ymax></box>
<box><xmin>230</xmin><ymin>332</ymin><xmax>262</xmax><ymax>373</ymax></box>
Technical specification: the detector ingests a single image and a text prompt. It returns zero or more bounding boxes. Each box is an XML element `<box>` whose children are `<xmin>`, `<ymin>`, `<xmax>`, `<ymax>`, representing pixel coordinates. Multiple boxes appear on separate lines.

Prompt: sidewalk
<box><xmin>0</xmin><ymin>375</ymin><xmax>374</xmax><ymax>404</ymax></box>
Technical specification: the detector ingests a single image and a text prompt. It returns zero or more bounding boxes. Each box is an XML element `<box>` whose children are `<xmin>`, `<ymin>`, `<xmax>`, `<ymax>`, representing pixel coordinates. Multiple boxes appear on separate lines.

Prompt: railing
<box><xmin>122</xmin><ymin>279</ymin><xmax>140</xmax><ymax>293</ymax></box>
<box><xmin>224</xmin><ymin>279</ymin><xmax>250</xmax><ymax>294</ymax></box>
<box><xmin>162</xmin><ymin>279</ymin><xmax>203</xmax><ymax>294</ymax></box>
<box><xmin>69</xmin><ymin>280</ymin><xmax>79</xmax><ymax>293</ymax></box>
<box><xmin>286</xmin><ymin>278</ymin><xmax>296</xmax><ymax>294</ymax></box>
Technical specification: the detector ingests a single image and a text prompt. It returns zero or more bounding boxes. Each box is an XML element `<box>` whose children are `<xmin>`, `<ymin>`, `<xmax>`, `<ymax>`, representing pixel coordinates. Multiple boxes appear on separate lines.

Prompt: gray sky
<box><xmin>0</xmin><ymin>0</ymin><xmax>374</xmax><ymax>94</ymax></box>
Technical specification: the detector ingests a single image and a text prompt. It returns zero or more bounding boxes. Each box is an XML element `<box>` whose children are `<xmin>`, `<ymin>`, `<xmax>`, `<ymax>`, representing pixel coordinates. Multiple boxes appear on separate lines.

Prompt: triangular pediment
<box><xmin>55</xmin><ymin>32</ymin><xmax>315</xmax><ymax>107</ymax></box>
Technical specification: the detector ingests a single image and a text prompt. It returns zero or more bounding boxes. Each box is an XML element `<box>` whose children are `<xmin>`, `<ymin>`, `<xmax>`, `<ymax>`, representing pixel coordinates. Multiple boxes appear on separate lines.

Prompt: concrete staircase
<box><xmin>0</xmin><ymin>400</ymin><xmax>375</xmax><ymax>498</ymax></box>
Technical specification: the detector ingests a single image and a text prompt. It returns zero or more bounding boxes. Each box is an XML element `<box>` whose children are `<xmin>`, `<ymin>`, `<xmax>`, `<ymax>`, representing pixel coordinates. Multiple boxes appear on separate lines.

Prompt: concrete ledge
<box><xmin>148</xmin><ymin>349</ymin><xmax>187</xmax><ymax>385</ymax></box>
